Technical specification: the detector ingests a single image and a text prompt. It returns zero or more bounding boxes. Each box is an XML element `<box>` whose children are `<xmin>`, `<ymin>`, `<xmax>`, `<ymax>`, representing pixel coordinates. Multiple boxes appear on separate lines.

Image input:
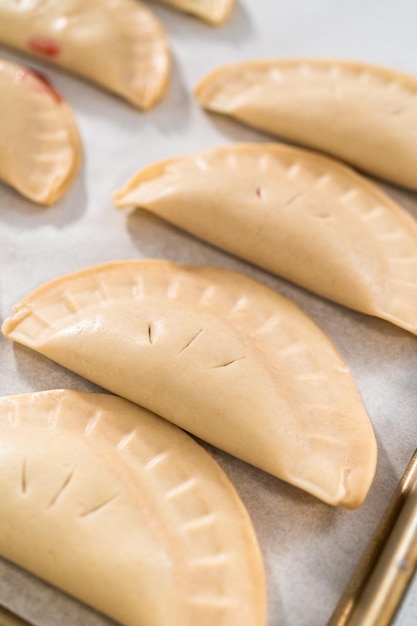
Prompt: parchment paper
<box><xmin>1</xmin><ymin>1</ymin><xmax>417</xmax><ymax>624</ymax></box>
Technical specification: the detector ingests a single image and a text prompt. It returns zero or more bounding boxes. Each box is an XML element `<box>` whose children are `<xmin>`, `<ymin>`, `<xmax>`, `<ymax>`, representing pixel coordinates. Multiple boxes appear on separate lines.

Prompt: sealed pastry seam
<box><xmin>114</xmin><ymin>143</ymin><xmax>417</xmax><ymax>334</ymax></box>
<box><xmin>0</xmin><ymin>0</ymin><xmax>170</xmax><ymax>110</ymax></box>
<box><xmin>0</xmin><ymin>57</ymin><xmax>81</xmax><ymax>204</ymax></box>
<box><xmin>2</xmin><ymin>260</ymin><xmax>377</xmax><ymax>508</ymax></box>
<box><xmin>194</xmin><ymin>59</ymin><xmax>417</xmax><ymax>189</ymax></box>
<box><xmin>0</xmin><ymin>389</ymin><xmax>266</xmax><ymax>626</ymax></box>
<box><xmin>153</xmin><ymin>0</ymin><xmax>235</xmax><ymax>25</ymax></box>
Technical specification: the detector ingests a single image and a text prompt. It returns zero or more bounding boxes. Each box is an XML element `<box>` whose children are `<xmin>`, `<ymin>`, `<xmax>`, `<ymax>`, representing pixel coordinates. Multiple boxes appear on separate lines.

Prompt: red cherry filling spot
<box><xmin>15</xmin><ymin>67</ymin><xmax>63</xmax><ymax>103</ymax></box>
<box><xmin>28</xmin><ymin>36</ymin><xmax>61</xmax><ymax>57</ymax></box>
<box><xmin>30</xmin><ymin>69</ymin><xmax>63</xmax><ymax>103</ymax></box>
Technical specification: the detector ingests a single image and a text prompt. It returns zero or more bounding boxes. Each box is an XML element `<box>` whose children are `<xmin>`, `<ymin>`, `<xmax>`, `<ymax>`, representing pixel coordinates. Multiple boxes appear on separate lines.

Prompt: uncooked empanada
<box><xmin>0</xmin><ymin>57</ymin><xmax>81</xmax><ymax>204</ymax></box>
<box><xmin>0</xmin><ymin>389</ymin><xmax>265</xmax><ymax>626</ymax></box>
<box><xmin>0</xmin><ymin>0</ymin><xmax>169</xmax><ymax>110</ymax></box>
<box><xmin>2</xmin><ymin>260</ymin><xmax>377</xmax><ymax>508</ymax></box>
<box><xmin>114</xmin><ymin>143</ymin><xmax>417</xmax><ymax>334</ymax></box>
<box><xmin>195</xmin><ymin>59</ymin><xmax>417</xmax><ymax>189</ymax></box>
<box><xmin>152</xmin><ymin>0</ymin><xmax>235</xmax><ymax>25</ymax></box>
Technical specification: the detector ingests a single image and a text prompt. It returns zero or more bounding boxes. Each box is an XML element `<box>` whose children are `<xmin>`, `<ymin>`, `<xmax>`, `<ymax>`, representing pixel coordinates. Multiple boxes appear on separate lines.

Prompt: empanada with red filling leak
<box><xmin>0</xmin><ymin>0</ymin><xmax>170</xmax><ymax>109</ymax></box>
<box><xmin>0</xmin><ymin>57</ymin><xmax>81</xmax><ymax>204</ymax></box>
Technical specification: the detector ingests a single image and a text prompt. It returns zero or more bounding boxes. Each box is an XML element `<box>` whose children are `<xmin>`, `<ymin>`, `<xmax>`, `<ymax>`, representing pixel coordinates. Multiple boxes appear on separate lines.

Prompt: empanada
<box><xmin>2</xmin><ymin>260</ymin><xmax>377</xmax><ymax>508</ymax></box>
<box><xmin>0</xmin><ymin>389</ymin><xmax>265</xmax><ymax>626</ymax></box>
<box><xmin>152</xmin><ymin>0</ymin><xmax>235</xmax><ymax>25</ymax></box>
<box><xmin>0</xmin><ymin>0</ymin><xmax>170</xmax><ymax>110</ymax></box>
<box><xmin>114</xmin><ymin>143</ymin><xmax>417</xmax><ymax>334</ymax></box>
<box><xmin>195</xmin><ymin>59</ymin><xmax>417</xmax><ymax>189</ymax></box>
<box><xmin>0</xmin><ymin>57</ymin><xmax>81</xmax><ymax>204</ymax></box>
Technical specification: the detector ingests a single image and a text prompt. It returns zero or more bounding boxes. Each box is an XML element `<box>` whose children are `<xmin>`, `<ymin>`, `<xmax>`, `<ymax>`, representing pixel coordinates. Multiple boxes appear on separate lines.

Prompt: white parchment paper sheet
<box><xmin>0</xmin><ymin>1</ymin><xmax>417</xmax><ymax>624</ymax></box>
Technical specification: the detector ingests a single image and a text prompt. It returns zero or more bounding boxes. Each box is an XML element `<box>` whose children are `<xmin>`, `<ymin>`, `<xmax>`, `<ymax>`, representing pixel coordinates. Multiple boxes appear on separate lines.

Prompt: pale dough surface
<box><xmin>0</xmin><ymin>389</ymin><xmax>266</xmax><ymax>626</ymax></box>
<box><xmin>2</xmin><ymin>260</ymin><xmax>377</xmax><ymax>509</ymax></box>
<box><xmin>0</xmin><ymin>2</ymin><xmax>417</xmax><ymax>625</ymax></box>
<box><xmin>195</xmin><ymin>59</ymin><xmax>417</xmax><ymax>190</ymax></box>
<box><xmin>152</xmin><ymin>0</ymin><xmax>235</xmax><ymax>25</ymax></box>
<box><xmin>114</xmin><ymin>143</ymin><xmax>417</xmax><ymax>334</ymax></box>
<box><xmin>0</xmin><ymin>57</ymin><xmax>81</xmax><ymax>204</ymax></box>
<box><xmin>0</xmin><ymin>0</ymin><xmax>170</xmax><ymax>109</ymax></box>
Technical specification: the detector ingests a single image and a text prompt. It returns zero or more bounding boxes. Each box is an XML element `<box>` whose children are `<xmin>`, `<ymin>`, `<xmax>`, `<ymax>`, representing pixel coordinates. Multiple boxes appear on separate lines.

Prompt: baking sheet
<box><xmin>1</xmin><ymin>1</ymin><xmax>417</xmax><ymax>624</ymax></box>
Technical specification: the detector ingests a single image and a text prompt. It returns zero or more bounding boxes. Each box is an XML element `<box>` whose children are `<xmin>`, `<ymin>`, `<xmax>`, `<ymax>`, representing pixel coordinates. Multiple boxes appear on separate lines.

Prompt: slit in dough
<box><xmin>114</xmin><ymin>143</ymin><xmax>417</xmax><ymax>335</ymax></box>
<box><xmin>0</xmin><ymin>389</ymin><xmax>266</xmax><ymax>626</ymax></box>
<box><xmin>2</xmin><ymin>259</ymin><xmax>378</xmax><ymax>508</ymax></box>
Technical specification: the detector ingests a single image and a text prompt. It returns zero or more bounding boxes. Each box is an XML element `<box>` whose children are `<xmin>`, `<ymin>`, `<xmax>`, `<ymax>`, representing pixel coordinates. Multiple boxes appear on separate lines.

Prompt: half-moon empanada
<box><xmin>152</xmin><ymin>0</ymin><xmax>235</xmax><ymax>25</ymax></box>
<box><xmin>0</xmin><ymin>389</ymin><xmax>266</xmax><ymax>626</ymax></box>
<box><xmin>195</xmin><ymin>59</ymin><xmax>417</xmax><ymax>190</ymax></box>
<box><xmin>0</xmin><ymin>57</ymin><xmax>81</xmax><ymax>204</ymax></box>
<box><xmin>0</xmin><ymin>0</ymin><xmax>170</xmax><ymax>110</ymax></box>
<box><xmin>114</xmin><ymin>143</ymin><xmax>417</xmax><ymax>334</ymax></box>
<box><xmin>2</xmin><ymin>260</ymin><xmax>377</xmax><ymax>508</ymax></box>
